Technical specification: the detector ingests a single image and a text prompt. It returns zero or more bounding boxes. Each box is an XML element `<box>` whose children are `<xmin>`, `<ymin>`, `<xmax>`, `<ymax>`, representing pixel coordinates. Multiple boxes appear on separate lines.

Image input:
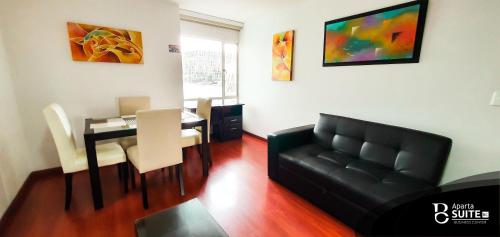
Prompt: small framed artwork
<box><xmin>323</xmin><ymin>0</ymin><xmax>428</xmax><ymax>66</ymax></box>
<box><xmin>272</xmin><ymin>30</ymin><xmax>294</xmax><ymax>81</ymax></box>
<box><xmin>168</xmin><ymin>44</ymin><xmax>180</xmax><ymax>53</ymax></box>
<box><xmin>67</xmin><ymin>22</ymin><xmax>144</xmax><ymax>64</ymax></box>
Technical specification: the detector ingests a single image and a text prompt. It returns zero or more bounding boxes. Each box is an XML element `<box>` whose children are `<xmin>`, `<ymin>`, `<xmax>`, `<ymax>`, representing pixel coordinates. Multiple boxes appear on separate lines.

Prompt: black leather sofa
<box><xmin>268</xmin><ymin>113</ymin><xmax>452</xmax><ymax>234</ymax></box>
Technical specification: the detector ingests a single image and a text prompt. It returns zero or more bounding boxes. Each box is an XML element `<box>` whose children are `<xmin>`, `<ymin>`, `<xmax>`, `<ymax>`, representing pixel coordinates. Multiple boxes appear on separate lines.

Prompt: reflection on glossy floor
<box><xmin>0</xmin><ymin>134</ymin><xmax>355</xmax><ymax>237</ymax></box>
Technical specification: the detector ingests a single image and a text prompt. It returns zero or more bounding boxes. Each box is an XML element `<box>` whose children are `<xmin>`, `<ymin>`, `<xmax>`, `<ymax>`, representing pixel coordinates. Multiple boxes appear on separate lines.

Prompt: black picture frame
<box><xmin>322</xmin><ymin>0</ymin><xmax>428</xmax><ymax>67</ymax></box>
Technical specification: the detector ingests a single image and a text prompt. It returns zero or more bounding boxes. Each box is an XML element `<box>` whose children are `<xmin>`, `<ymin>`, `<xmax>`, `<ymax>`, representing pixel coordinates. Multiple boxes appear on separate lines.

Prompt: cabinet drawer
<box><xmin>223</xmin><ymin>123</ymin><xmax>242</xmax><ymax>139</ymax></box>
<box><xmin>224</xmin><ymin>116</ymin><xmax>242</xmax><ymax>125</ymax></box>
<box><xmin>221</xmin><ymin>105</ymin><xmax>243</xmax><ymax>117</ymax></box>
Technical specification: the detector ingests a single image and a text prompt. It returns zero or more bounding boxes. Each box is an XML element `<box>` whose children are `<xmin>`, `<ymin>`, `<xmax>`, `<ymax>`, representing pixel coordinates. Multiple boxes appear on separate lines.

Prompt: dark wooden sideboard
<box><xmin>186</xmin><ymin>103</ymin><xmax>244</xmax><ymax>141</ymax></box>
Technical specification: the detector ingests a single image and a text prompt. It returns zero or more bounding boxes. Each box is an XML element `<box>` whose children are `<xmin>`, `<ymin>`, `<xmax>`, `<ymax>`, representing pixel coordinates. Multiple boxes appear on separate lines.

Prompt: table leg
<box><xmin>201</xmin><ymin>121</ymin><xmax>209</xmax><ymax>176</ymax></box>
<box><xmin>84</xmin><ymin>135</ymin><xmax>103</xmax><ymax>209</ymax></box>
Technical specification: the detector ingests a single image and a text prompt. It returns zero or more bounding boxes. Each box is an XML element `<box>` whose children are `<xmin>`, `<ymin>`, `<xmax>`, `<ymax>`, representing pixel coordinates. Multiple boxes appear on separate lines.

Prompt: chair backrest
<box><xmin>196</xmin><ymin>98</ymin><xmax>212</xmax><ymax>141</ymax></box>
<box><xmin>135</xmin><ymin>109</ymin><xmax>182</xmax><ymax>173</ymax></box>
<box><xmin>43</xmin><ymin>104</ymin><xmax>77</xmax><ymax>173</ymax></box>
<box><xmin>118</xmin><ymin>96</ymin><xmax>150</xmax><ymax>116</ymax></box>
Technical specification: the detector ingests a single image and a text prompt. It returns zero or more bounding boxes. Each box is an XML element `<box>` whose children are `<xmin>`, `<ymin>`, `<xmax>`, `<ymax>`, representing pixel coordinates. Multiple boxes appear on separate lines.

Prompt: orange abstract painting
<box><xmin>67</xmin><ymin>22</ymin><xmax>143</xmax><ymax>64</ymax></box>
<box><xmin>272</xmin><ymin>30</ymin><xmax>294</xmax><ymax>81</ymax></box>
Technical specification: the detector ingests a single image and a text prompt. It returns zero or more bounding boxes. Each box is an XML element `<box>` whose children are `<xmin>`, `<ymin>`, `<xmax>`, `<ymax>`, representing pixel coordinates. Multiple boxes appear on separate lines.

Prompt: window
<box><xmin>181</xmin><ymin>36</ymin><xmax>238</xmax><ymax>106</ymax></box>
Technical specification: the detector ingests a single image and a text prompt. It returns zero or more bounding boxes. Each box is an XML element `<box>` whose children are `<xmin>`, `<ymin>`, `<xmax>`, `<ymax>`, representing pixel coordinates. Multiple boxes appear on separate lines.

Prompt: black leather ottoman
<box><xmin>135</xmin><ymin>199</ymin><xmax>228</xmax><ymax>237</ymax></box>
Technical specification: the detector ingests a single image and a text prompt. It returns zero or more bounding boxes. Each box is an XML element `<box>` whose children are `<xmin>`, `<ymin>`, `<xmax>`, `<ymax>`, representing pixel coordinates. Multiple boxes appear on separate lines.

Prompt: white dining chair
<box><xmin>126</xmin><ymin>108</ymin><xmax>186</xmax><ymax>209</ymax></box>
<box><xmin>43</xmin><ymin>103</ymin><xmax>127</xmax><ymax>210</ymax></box>
<box><xmin>181</xmin><ymin>98</ymin><xmax>212</xmax><ymax>163</ymax></box>
<box><xmin>118</xmin><ymin>96</ymin><xmax>150</xmax><ymax>150</ymax></box>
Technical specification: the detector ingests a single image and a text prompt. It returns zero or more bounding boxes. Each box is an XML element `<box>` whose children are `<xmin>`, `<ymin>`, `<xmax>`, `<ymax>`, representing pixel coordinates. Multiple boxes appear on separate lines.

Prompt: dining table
<box><xmin>83</xmin><ymin>111</ymin><xmax>209</xmax><ymax>210</ymax></box>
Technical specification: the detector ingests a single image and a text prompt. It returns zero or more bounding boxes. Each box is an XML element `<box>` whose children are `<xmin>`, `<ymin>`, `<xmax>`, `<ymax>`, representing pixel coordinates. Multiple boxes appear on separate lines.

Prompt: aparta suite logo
<box><xmin>433</xmin><ymin>203</ymin><xmax>490</xmax><ymax>224</ymax></box>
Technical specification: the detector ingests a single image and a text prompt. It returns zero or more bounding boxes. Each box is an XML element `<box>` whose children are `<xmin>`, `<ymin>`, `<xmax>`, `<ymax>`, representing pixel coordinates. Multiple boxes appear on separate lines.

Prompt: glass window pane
<box><xmin>181</xmin><ymin>37</ymin><xmax>222</xmax><ymax>99</ymax></box>
<box><xmin>224</xmin><ymin>98</ymin><xmax>238</xmax><ymax>105</ymax></box>
<box><xmin>183</xmin><ymin>100</ymin><xmax>197</xmax><ymax>109</ymax></box>
<box><xmin>224</xmin><ymin>43</ymin><xmax>237</xmax><ymax>97</ymax></box>
<box><xmin>211</xmin><ymin>99</ymin><xmax>223</xmax><ymax>106</ymax></box>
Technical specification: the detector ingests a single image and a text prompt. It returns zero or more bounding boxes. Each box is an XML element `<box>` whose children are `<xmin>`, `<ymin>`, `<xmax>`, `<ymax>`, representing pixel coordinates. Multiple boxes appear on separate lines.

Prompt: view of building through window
<box><xmin>224</xmin><ymin>44</ymin><xmax>237</xmax><ymax>97</ymax></box>
<box><xmin>181</xmin><ymin>37</ymin><xmax>237</xmax><ymax>104</ymax></box>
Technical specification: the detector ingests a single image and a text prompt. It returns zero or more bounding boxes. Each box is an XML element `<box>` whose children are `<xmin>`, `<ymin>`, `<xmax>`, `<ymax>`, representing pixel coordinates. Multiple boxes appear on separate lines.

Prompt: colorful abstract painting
<box><xmin>323</xmin><ymin>0</ymin><xmax>427</xmax><ymax>66</ymax></box>
<box><xmin>67</xmin><ymin>22</ymin><xmax>143</xmax><ymax>64</ymax></box>
<box><xmin>272</xmin><ymin>30</ymin><xmax>294</xmax><ymax>81</ymax></box>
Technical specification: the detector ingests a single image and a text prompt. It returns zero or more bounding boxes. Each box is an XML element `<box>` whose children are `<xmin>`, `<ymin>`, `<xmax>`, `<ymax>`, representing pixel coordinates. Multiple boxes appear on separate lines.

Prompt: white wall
<box><xmin>239</xmin><ymin>0</ymin><xmax>500</xmax><ymax>183</ymax></box>
<box><xmin>0</xmin><ymin>0</ymin><xmax>184</xmax><ymax>171</ymax></box>
<box><xmin>0</xmin><ymin>29</ymin><xmax>33</xmax><ymax>217</ymax></box>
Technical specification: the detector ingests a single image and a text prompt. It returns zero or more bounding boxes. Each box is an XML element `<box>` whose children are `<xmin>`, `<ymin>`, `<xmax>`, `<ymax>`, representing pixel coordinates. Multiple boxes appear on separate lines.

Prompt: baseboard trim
<box><xmin>0</xmin><ymin>167</ymin><xmax>62</xmax><ymax>232</ymax></box>
<box><xmin>243</xmin><ymin>131</ymin><xmax>267</xmax><ymax>141</ymax></box>
<box><xmin>32</xmin><ymin>166</ymin><xmax>62</xmax><ymax>177</ymax></box>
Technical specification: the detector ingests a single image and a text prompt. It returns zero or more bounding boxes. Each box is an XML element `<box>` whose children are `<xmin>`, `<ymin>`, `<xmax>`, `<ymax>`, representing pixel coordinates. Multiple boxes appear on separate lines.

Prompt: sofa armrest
<box><xmin>267</xmin><ymin>124</ymin><xmax>315</xmax><ymax>180</ymax></box>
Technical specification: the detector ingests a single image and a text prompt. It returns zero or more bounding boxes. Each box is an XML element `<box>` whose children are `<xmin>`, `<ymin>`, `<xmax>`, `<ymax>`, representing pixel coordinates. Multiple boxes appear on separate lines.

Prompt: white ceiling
<box><xmin>172</xmin><ymin>0</ymin><xmax>305</xmax><ymax>22</ymax></box>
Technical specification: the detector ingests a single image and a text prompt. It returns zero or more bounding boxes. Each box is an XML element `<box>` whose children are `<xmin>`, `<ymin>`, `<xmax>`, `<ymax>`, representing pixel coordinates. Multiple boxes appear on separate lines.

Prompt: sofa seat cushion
<box><xmin>362</xmin><ymin>172</ymin><xmax>435</xmax><ymax>209</ymax></box>
<box><xmin>325</xmin><ymin>162</ymin><xmax>433</xmax><ymax>210</ymax></box>
<box><xmin>279</xmin><ymin>145</ymin><xmax>434</xmax><ymax>210</ymax></box>
<box><xmin>279</xmin><ymin>144</ymin><xmax>347</xmax><ymax>185</ymax></box>
<box><xmin>317</xmin><ymin>150</ymin><xmax>355</xmax><ymax>167</ymax></box>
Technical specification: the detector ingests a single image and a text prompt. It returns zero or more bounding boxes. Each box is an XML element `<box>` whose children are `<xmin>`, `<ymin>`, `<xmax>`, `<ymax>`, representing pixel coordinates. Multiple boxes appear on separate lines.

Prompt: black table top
<box><xmin>135</xmin><ymin>199</ymin><xmax>228</xmax><ymax>237</ymax></box>
<box><xmin>84</xmin><ymin>112</ymin><xmax>205</xmax><ymax>136</ymax></box>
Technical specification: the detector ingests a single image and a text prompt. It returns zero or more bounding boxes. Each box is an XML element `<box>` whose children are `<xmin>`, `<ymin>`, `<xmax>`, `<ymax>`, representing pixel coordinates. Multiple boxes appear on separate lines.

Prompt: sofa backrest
<box><xmin>313</xmin><ymin>113</ymin><xmax>452</xmax><ymax>185</ymax></box>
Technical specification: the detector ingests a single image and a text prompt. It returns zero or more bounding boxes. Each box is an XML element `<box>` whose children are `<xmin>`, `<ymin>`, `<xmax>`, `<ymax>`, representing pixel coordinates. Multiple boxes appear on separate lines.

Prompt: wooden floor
<box><xmin>0</xmin><ymin>134</ymin><xmax>355</xmax><ymax>237</ymax></box>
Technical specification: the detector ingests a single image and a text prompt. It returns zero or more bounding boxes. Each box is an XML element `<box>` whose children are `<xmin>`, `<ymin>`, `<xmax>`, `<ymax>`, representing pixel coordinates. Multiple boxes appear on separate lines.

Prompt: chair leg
<box><xmin>140</xmin><ymin>173</ymin><xmax>149</xmax><ymax>209</ymax></box>
<box><xmin>207</xmin><ymin>144</ymin><xmax>212</xmax><ymax>166</ymax></box>
<box><xmin>169</xmin><ymin>166</ymin><xmax>174</xmax><ymax>180</ymax></box>
<box><xmin>196</xmin><ymin>144</ymin><xmax>202</xmax><ymax>158</ymax></box>
<box><xmin>64</xmin><ymin>173</ymin><xmax>73</xmax><ymax>210</ymax></box>
<box><xmin>197</xmin><ymin>144</ymin><xmax>212</xmax><ymax>166</ymax></box>
<box><xmin>129</xmin><ymin>160</ymin><xmax>136</xmax><ymax>189</ymax></box>
<box><xmin>182</xmin><ymin>148</ymin><xmax>187</xmax><ymax>159</ymax></box>
<box><xmin>122</xmin><ymin>163</ymin><xmax>129</xmax><ymax>193</ymax></box>
<box><xmin>176</xmin><ymin>164</ymin><xmax>185</xmax><ymax>196</ymax></box>
<box><xmin>117</xmin><ymin>164</ymin><xmax>123</xmax><ymax>181</ymax></box>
